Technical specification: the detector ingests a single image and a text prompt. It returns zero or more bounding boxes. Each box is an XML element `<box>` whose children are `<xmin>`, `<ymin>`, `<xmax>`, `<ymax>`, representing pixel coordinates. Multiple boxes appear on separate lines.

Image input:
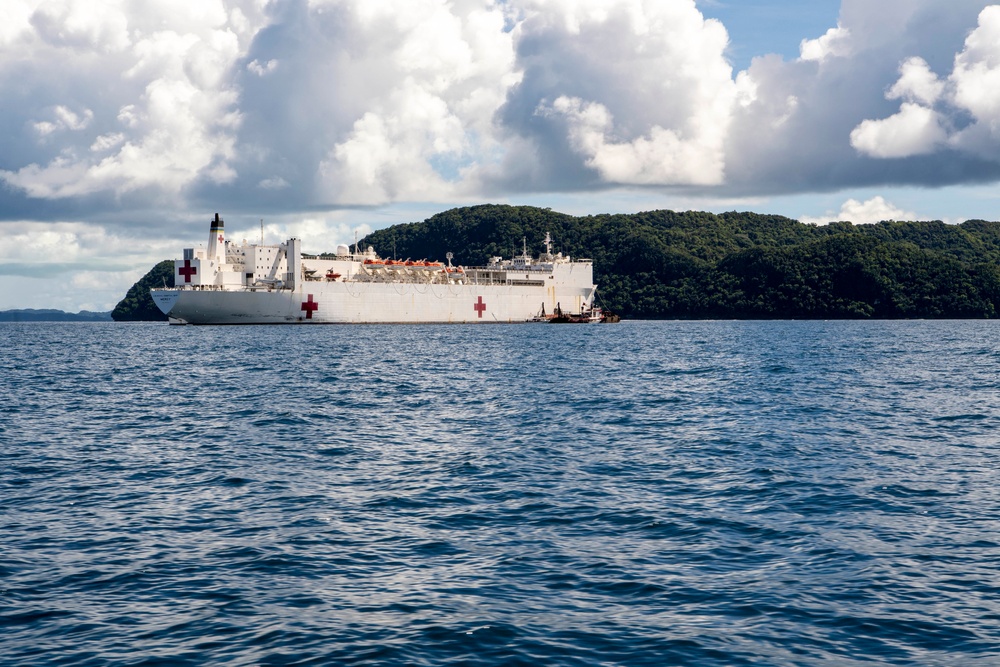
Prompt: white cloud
<box><xmin>851</xmin><ymin>6</ymin><xmax>1000</xmax><ymax>163</ymax></box>
<box><xmin>29</xmin><ymin>0</ymin><xmax>132</xmax><ymax>53</ymax></box>
<box><xmin>539</xmin><ymin>95</ymin><xmax>725</xmax><ymax>185</ymax></box>
<box><xmin>310</xmin><ymin>0</ymin><xmax>517</xmax><ymax>205</ymax></box>
<box><xmin>799</xmin><ymin>24</ymin><xmax>851</xmax><ymax>62</ymax></box>
<box><xmin>888</xmin><ymin>57</ymin><xmax>944</xmax><ymax>105</ymax></box>
<box><xmin>850</xmin><ymin>102</ymin><xmax>947</xmax><ymax>159</ymax></box>
<box><xmin>3</xmin><ymin>72</ymin><xmax>242</xmax><ymax>197</ymax></box>
<box><xmin>0</xmin><ymin>0</ymin><xmax>258</xmax><ymax>199</ymax></box>
<box><xmin>495</xmin><ymin>0</ymin><xmax>735</xmax><ymax>188</ymax></box>
<box><xmin>800</xmin><ymin>196</ymin><xmax>917</xmax><ymax>226</ymax></box>
<box><xmin>53</xmin><ymin>105</ymin><xmax>94</xmax><ymax>131</ymax></box>
<box><xmin>247</xmin><ymin>59</ymin><xmax>277</xmax><ymax>76</ymax></box>
<box><xmin>724</xmin><ymin>1</ymin><xmax>999</xmax><ymax>192</ymax></box>
<box><xmin>0</xmin><ymin>1</ymin><xmax>35</xmax><ymax>49</ymax></box>
<box><xmin>91</xmin><ymin>133</ymin><xmax>125</xmax><ymax>152</ymax></box>
<box><xmin>0</xmin><ymin>221</ymin><xmax>172</xmax><ymax>265</ymax></box>
<box><xmin>33</xmin><ymin>105</ymin><xmax>94</xmax><ymax>137</ymax></box>
<box><xmin>948</xmin><ymin>6</ymin><xmax>1000</xmax><ymax>154</ymax></box>
<box><xmin>322</xmin><ymin>82</ymin><xmax>474</xmax><ymax>204</ymax></box>
<box><xmin>284</xmin><ymin>217</ymin><xmax>373</xmax><ymax>255</ymax></box>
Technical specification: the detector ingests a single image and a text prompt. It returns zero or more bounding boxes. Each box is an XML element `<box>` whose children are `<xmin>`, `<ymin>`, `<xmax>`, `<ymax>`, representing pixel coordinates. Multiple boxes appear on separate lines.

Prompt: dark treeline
<box><xmin>361</xmin><ymin>204</ymin><xmax>1000</xmax><ymax>319</ymax></box>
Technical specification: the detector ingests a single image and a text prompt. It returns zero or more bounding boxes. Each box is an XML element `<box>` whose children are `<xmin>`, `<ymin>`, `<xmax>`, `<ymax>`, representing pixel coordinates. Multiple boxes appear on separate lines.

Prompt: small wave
<box><xmin>932</xmin><ymin>413</ymin><xmax>989</xmax><ymax>422</ymax></box>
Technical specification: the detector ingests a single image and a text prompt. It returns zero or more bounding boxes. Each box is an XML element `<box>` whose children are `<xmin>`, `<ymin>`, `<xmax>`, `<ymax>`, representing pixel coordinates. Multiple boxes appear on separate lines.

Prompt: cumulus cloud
<box><xmin>850</xmin><ymin>103</ymin><xmax>948</xmax><ymax>158</ymax></box>
<box><xmin>850</xmin><ymin>5</ymin><xmax>1000</xmax><ymax>163</ymax></box>
<box><xmin>951</xmin><ymin>6</ymin><xmax>1000</xmax><ymax>117</ymax></box>
<box><xmin>30</xmin><ymin>0</ymin><xmax>132</xmax><ymax>53</ymax></box>
<box><xmin>90</xmin><ymin>133</ymin><xmax>125</xmax><ymax>153</ymax></box>
<box><xmin>800</xmin><ymin>196</ymin><xmax>917</xmax><ymax>225</ymax></box>
<box><xmin>247</xmin><ymin>59</ymin><xmax>277</xmax><ymax>76</ymax></box>
<box><xmin>229</xmin><ymin>0</ymin><xmax>518</xmax><ymax>206</ymax></box>
<box><xmin>948</xmin><ymin>5</ymin><xmax>1000</xmax><ymax>156</ymax></box>
<box><xmin>887</xmin><ymin>57</ymin><xmax>945</xmax><ymax>105</ymax></box>
<box><xmin>0</xmin><ymin>0</ymin><xmax>261</xmax><ymax>199</ymax></box>
<box><xmin>34</xmin><ymin>105</ymin><xmax>95</xmax><ymax>136</ymax></box>
<box><xmin>725</xmin><ymin>0</ymin><xmax>999</xmax><ymax>194</ymax></box>
<box><xmin>494</xmin><ymin>0</ymin><xmax>735</xmax><ymax>189</ymax></box>
<box><xmin>800</xmin><ymin>24</ymin><xmax>851</xmax><ymax>62</ymax></box>
<box><xmin>536</xmin><ymin>95</ymin><xmax>725</xmax><ymax>185</ymax></box>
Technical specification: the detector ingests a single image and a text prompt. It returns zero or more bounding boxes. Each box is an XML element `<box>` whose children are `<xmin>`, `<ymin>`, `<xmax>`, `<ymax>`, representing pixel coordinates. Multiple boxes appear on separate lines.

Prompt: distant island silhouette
<box><xmin>0</xmin><ymin>309</ymin><xmax>112</xmax><ymax>322</ymax></box>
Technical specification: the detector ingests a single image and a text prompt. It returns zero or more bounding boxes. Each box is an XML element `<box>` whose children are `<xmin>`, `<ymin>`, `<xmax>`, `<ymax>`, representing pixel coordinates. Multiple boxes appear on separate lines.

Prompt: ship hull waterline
<box><xmin>154</xmin><ymin>283</ymin><xmax>589</xmax><ymax>325</ymax></box>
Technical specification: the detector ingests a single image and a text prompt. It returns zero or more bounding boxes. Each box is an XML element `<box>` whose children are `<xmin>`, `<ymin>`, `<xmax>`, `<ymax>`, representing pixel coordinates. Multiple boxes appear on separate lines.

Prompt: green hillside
<box><xmin>360</xmin><ymin>205</ymin><xmax>1000</xmax><ymax>319</ymax></box>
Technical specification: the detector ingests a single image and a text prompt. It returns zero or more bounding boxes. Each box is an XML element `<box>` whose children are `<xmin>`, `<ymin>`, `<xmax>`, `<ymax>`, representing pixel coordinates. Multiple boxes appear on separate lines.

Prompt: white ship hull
<box><xmin>152</xmin><ymin>214</ymin><xmax>597</xmax><ymax>325</ymax></box>
<box><xmin>154</xmin><ymin>281</ymin><xmax>591</xmax><ymax>325</ymax></box>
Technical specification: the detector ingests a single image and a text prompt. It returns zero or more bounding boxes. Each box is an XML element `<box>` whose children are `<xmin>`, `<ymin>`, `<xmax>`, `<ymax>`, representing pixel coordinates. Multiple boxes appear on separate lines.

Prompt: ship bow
<box><xmin>151</xmin><ymin>289</ymin><xmax>181</xmax><ymax>316</ymax></box>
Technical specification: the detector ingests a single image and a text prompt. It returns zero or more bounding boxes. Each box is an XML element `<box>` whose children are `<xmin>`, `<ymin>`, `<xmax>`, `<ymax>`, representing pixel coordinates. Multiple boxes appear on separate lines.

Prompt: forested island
<box><xmin>112</xmin><ymin>260</ymin><xmax>175</xmax><ymax>321</ymax></box>
<box><xmin>113</xmin><ymin>205</ymin><xmax>1000</xmax><ymax>321</ymax></box>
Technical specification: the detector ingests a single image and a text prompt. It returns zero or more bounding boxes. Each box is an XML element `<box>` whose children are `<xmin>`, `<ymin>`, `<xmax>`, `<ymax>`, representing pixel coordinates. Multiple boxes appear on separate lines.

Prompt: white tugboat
<box><xmin>151</xmin><ymin>214</ymin><xmax>600</xmax><ymax>324</ymax></box>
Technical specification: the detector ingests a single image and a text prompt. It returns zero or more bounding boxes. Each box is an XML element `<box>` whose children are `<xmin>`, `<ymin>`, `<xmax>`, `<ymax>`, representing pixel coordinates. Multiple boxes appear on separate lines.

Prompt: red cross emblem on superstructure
<box><xmin>301</xmin><ymin>294</ymin><xmax>319</xmax><ymax>319</ymax></box>
<box><xmin>474</xmin><ymin>296</ymin><xmax>486</xmax><ymax>318</ymax></box>
<box><xmin>178</xmin><ymin>259</ymin><xmax>197</xmax><ymax>283</ymax></box>
<box><xmin>218</xmin><ymin>234</ymin><xmax>224</xmax><ymax>242</ymax></box>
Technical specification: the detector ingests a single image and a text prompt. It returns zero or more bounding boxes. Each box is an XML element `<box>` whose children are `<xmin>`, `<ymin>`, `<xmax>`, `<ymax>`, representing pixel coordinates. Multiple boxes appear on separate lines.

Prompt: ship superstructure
<box><xmin>151</xmin><ymin>214</ymin><xmax>599</xmax><ymax>324</ymax></box>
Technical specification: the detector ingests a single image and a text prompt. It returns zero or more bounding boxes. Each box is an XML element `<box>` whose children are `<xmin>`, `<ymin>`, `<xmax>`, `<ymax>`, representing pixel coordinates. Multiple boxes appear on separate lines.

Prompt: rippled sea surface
<box><xmin>3</xmin><ymin>320</ymin><xmax>1000</xmax><ymax>666</ymax></box>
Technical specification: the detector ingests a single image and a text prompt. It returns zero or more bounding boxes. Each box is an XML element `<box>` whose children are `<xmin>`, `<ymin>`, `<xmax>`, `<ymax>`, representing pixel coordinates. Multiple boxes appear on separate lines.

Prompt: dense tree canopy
<box><xmin>362</xmin><ymin>205</ymin><xmax>1000</xmax><ymax>319</ymax></box>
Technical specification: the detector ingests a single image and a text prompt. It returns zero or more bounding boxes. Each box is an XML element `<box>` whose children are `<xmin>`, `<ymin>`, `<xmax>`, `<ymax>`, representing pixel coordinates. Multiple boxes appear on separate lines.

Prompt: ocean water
<box><xmin>2</xmin><ymin>320</ymin><xmax>1000</xmax><ymax>666</ymax></box>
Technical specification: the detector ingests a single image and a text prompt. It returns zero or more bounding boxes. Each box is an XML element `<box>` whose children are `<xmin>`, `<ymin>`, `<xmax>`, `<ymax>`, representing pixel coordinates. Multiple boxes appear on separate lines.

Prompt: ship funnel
<box><xmin>207</xmin><ymin>212</ymin><xmax>225</xmax><ymax>261</ymax></box>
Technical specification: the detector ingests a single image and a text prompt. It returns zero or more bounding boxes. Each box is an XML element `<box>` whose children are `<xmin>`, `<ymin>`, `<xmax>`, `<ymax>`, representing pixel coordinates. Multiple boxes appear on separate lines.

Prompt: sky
<box><xmin>4</xmin><ymin>0</ymin><xmax>1000</xmax><ymax>312</ymax></box>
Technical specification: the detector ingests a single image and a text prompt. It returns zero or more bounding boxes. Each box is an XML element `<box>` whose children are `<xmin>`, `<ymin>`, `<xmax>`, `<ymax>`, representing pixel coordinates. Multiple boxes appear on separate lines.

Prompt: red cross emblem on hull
<box><xmin>178</xmin><ymin>259</ymin><xmax>197</xmax><ymax>283</ymax></box>
<box><xmin>301</xmin><ymin>294</ymin><xmax>319</xmax><ymax>319</ymax></box>
<box><xmin>474</xmin><ymin>296</ymin><xmax>486</xmax><ymax>318</ymax></box>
